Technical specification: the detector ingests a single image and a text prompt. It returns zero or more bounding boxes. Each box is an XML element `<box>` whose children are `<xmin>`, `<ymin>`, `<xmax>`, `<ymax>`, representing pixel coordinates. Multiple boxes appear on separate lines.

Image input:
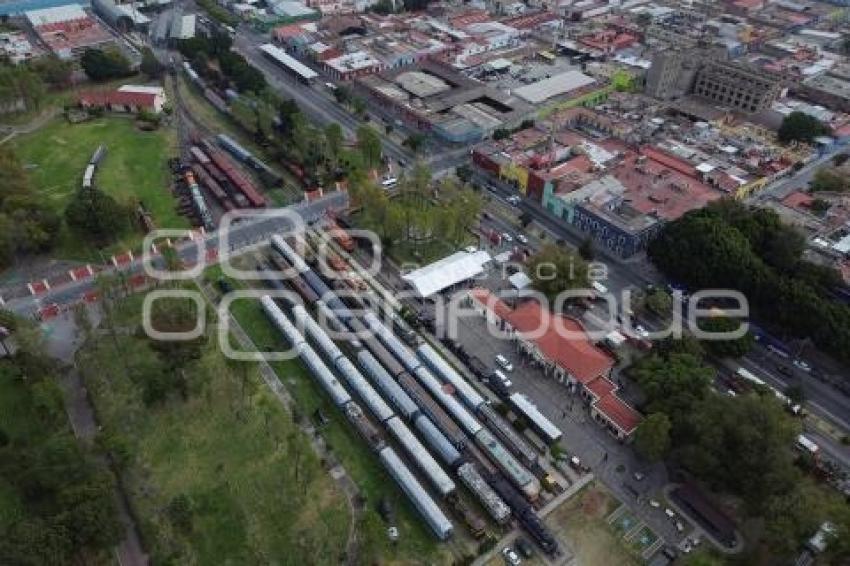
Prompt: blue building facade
<box><xmin>571</xmin><ymin>203</ymin><xmax>662</xmax><ymax>258</ymax></box>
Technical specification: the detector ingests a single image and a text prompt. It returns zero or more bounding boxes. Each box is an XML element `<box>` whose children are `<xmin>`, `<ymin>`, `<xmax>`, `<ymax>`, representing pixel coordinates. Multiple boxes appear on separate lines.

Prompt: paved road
<box><xmin>751</xmin><ymin>146</ymin><xmax>846</xmax><ymax>203</ymax></box>
<box><xmin>231</xmin><ymin>27</ymin><xmax>469</xmax><ymax>174</ymax></box>
<box><xmin>5</xmin><ymin>192</ymin><xmax>348</xmax><ymax>317</ymax></box>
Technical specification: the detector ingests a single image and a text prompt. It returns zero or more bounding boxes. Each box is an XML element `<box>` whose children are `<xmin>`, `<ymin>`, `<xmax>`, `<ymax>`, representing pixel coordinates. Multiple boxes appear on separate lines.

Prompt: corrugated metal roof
<box><xmin>402</xmin><ymin>250</ymin><xmax>492</xmax><ymax>298</ymax></box>
<box><xmin>514</xmin><ymin>70</ymin><xmax>595</xmax><ymax>104</ymax></box>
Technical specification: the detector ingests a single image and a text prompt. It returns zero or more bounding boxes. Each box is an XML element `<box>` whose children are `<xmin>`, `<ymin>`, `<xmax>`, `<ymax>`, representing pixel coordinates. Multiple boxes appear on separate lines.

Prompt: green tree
<box><xmin>456</xmin><ymin>164</ymin><xmax>472</xmax><ymax>184</ymax></box>
<box><xmin>29</xmin><ymin>55</ymin><xmax>73</xmax><ymax>88</ymax></box>
<box><xmin>811</xmin><ymin>167</ymin><xmax>849</xmax><ymax>193</ymax></box>
<box><xmin>698</xmin><ymin>316</ymin><xmax>754</xmax><ymax>358</ymax></box>
<box><xmin>139</xmin><ymin>47</ymin><xmax>164</xmax><ymax>79</ymax></box>
<box><xmin>64</xmin><ymin>187</ymin><xmax>130</xmax><ymax>247</ymax></box>
<box><xmin>631</xmin><ymin>353</ymin><xmax>714</xmax><ymax>427</ymax></box>
<box><xmin>634</xmin><ymin>412</ymin><xmax>671</xmax><ymax>462</ymax></box>
<box><xmin>324</xmin><ymin>123</ymin><xmax>344</xmax><ymax>159</ymax></box>
<box><xmin>680</xmin><ymin>394</ymin><xmax>799</xmax><ymax>512</ymax></box>
<box><xmin>356</xmin><ymin>125</ymin><xmax>382</xmax><ymax>170</ymax></box>
<box><xmin>777</xmin><ymin>111</ymin><xmax>830</xmax><ymax>144</ymax></box>
<box><xmin>644</xmin><ymin>288</ymin><xmax>672</xmax><ymax>318</ymax></box>
<box><xmin>527</xmin><ymin>244</ymin><xmax>589</xmax><ymax>304</ymax></box>
<box><xmin>80</xmin><ymin>48</ymin><xmax>132</xmax><ymax>81</ymax></box>
<box><xmin>0</xmin><ymin>64</ymin><xmax>45</xmax><ymax>113</ymax></box>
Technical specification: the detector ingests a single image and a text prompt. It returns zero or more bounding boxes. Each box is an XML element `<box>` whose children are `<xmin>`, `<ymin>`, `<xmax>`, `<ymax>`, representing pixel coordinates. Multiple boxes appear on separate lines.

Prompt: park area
<box><xmin>544</xmin><ymin>482</ymin><xmax>641</xmax><ymax>566</ymax></box>
<box><xmin>9</xmin><ymin>116</ymin><xmax>182</xmax><ymax>260</ymax></box>
<box><xmin>75</xmin><ymin>291</ymin><xmax>351</xmax><ymax>564</ymax></box>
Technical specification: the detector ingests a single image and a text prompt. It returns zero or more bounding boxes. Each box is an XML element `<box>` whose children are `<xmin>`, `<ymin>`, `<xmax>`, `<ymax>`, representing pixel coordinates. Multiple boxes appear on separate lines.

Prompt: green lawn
<box><xmin>207</xmin><ymin>264</ymin><xmax>463</xmax><ymax>565</ymax></box>
<box><xmin>77</xmin><ymin>292</ymin><xmax>351</xmax><ymax>565</ymax></box>
<box><xmin>11</xmin><ymin>116</ymin><xmax>183</xmax><ymax>260</ymax></box>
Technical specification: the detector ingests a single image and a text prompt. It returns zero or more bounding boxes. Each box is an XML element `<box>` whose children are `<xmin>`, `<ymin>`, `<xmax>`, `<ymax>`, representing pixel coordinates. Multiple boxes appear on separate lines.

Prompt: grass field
<box><xmin>206</xmin><ymin>262</ymin><xmax>471</xmax><ymax>565</ymax></box>
<box><xmin>545</xmin><ymin>482</ymin><xmax>639</xmax><ymax>566</ymax></box>
<box><xmin>10</xmin><ymin>116</ymin><xmax>182</xmax><ymax>260</ymax></box>
<box><xmin>77</xmin><ymin>292</ymin><xmax>351</xmax><ymax>564</ymax></box>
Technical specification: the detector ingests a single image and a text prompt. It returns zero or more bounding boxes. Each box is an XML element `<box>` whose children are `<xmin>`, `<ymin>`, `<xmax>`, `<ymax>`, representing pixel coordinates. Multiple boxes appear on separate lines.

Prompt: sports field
<box><xmin>10</xmin><ymin>116</ymin><xmax>184</xmax><ymax>259</ymax></box>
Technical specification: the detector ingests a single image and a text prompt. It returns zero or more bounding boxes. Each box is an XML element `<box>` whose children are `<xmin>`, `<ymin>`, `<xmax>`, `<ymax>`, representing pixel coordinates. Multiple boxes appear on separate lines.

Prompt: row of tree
<box><xmin>178</xmin><ymin>31</ymin><xmax>266</xmax><ymax>95</ymax></box>
<box><xmin>648</xmin><ymin>199</ymin><xmax>850</xmax><ymax>364</ymax></box>
<box><xmin>351</xmin><ymin>162</ymin><xmax>484</xmax><ymax>252</ymax></box>
<box><xmin>631</xmin><ymin>338</ymin><xmax>850</xmax><ymax>561</ymax></box>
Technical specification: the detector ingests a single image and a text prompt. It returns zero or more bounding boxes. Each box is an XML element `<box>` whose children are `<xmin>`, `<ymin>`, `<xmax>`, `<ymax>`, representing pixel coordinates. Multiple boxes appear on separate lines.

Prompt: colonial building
<box><xmin>469</xmin><ymin>289</ymin><xmax>642</xmax><ymax>440</ymax></box>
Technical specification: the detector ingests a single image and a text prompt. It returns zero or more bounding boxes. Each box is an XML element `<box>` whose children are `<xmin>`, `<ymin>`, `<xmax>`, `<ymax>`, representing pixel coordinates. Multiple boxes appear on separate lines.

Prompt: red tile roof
<box><xmin>472</xmin><ymin>288</ymin><xmax>641</xmax><ymax>435</ymax></box>
<box><xmin>471</xmin><ymin>288</ymin><xmax>614</xmax><ymax>383</ymax></box>
<box><xmin>585</xmin><ymin>376</ymin><xmax>616</xmax><ymax>399</ymax></box>
<box><xmin>78</xmin><ymin>90</ymin><xmax>157</xmax><ymax>109</ymax></box>
<box><xmin>781</xmin><ymin>190</ymin><xmax>814</xmax><ymax>209</ymax></box>
<box><xmin>593</xmin><ymin>390</ymin><xmax>641</xmax><ymax>435</ymax></box>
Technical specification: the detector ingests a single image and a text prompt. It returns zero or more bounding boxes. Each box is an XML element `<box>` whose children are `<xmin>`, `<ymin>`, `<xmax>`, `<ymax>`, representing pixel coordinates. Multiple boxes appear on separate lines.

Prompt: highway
<box><xmin>6</xmin><ymin>193</ymin><xmax>348</xmax><ymax>317</ymax></box>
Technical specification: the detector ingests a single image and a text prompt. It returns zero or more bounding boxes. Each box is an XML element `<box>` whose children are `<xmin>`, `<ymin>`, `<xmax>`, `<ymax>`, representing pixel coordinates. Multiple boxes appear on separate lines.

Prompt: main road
<box><xmin>231</xmin><ymin>26</ymin><xmax>469</xmax><ymax>174</ymax></box>
<box><xmin>6</xmin><ymin>192</ymin><xmax>348</xmax><ymax>317</ymax></box>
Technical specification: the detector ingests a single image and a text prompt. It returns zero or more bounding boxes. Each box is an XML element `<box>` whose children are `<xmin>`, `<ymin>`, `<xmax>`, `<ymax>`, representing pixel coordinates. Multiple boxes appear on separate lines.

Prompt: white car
<box><xmin>495</xmin><ymin>354</ymin><xmax>514</xmax><ymax>372</ymax></box>
<box><xmin>649</xmin><ymin>499</ymin><xmax>660</xmax><ymax>508</ymax></box>
<box><xmin>502</xmin><ymin>232</ymin><xmax>514</xmax><ymax>243</ymax></box>
<box><xmin>664</xmin><ymin>508</ymin><xmax>676</xmax><ymax>519</ymax></box>
<box><xmin>493</xmin><ymin>369</ymin><xmax>512</xmax><ymax>388</ymax></box>
<box><xmin>516</xmin><ymin>234</ymin><xmax>529</xmax><ymax>244</ymax></box>
<box><xmin>465</xmin><ymin>245</ymin><xmax>478</xmax><ymax>254</ymax></box>
<box><xmin>507</xmin><ymin>195</ymin><xmax>521</xmax><ymax>205</ymax></box>
<box><xmin>675</xmin><ymin>521</ymin><xmax>684</xmax><ymax>533</ymax></box>
<box><xmin>793</xmin><ymin>359</ymin><xmax>812</xmax><ymax>372</ymax></box>
<box><xmin>502</xmin><ymin>546</ymin><xmax>522</xmax><ymax>565</ymax></box>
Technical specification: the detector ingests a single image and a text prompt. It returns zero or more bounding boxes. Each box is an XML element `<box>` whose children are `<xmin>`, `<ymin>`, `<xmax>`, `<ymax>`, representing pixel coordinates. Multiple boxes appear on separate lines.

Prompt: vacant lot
<box><xmin>545</xmin><ymin>482</ymin><xmax>639</xmax><ymax>566</ymax></box>
<box><xmin>77</xmin><ymin>293</ymin><xmax>350</xmax><ymax>564</ymax></box>
<box><xmin>208</xmin><ymin>262</ymin><xmax>471</xmax><ymax>564</ymax></box>
<box><xmin>11</xmin><ymin>116</ymin><xmax>183</xmax><ymax>259</ymax></box>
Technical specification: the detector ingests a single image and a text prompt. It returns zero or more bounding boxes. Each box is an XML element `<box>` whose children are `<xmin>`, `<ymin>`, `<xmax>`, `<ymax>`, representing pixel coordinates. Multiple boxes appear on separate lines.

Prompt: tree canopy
<box><xmin>527</xmin><ymin>244</ymin><xmax>589</xmax><ymax>305</ymax></box>
<box><xmin>634</xmin><ymin>412</ymin><xmax>671</xmax><ymax>462</ymax></box>
<box><xmin>80</xmin><ymin>48</ymin><xmax>132</xmax><ymax>81</ymax></box>
<box><xmin>777</xmin><ymin>111</ymin><xmax>830</xmax><ymax>145</ymax></box>
<box><xmin>0</xmin><ymin>146</ymin><xmax>60</xmax><ymax>268</ymax></box>
<box><xmin>648</xmin><ymin>199</ymin><xmax>850</xmax><ymax>365</ymax></box>
<box><xmin>64</xmin><ymin>186</ymin><xmax>130</xmax><ymax>247</ymax></box>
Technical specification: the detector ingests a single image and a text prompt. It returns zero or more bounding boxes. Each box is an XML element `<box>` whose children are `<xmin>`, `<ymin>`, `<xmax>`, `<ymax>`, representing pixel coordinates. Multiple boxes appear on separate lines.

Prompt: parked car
<box><xmin>516</xmin><ymin>234</ymin><xmax>528</xmax><ymax>244</ymax></box>
<box><xmin>664</xmin><ymin>508</ymin><xmax>676</xmax><ymax>519</ymax></box>
<box><xmin>502</xmin><ymin>232</ymin><xmax>514</xmax><ymax>243</ymax></box>
<box><xmin>495</xmin><ymin>354</ymin><xmax>514</xmax><ymax>372</ymax></box>
<box><xmin>502</xmin><ymin>546</ymin><xmax>522</xmax><ymax>565</ymax></box>
<box><xmin>793</xmin><ymin>359</ymin><xmax>812</xmax><ymax>372</ymax></box>
<box><xmin>492</xmin><ymin>369</ymin><xmax>512</xmax><ymax>388</ymax></box>
<box><xmin>507</xmin><ymin>195</ymin><xmax>520</xmax><ymax>205</ymax></box>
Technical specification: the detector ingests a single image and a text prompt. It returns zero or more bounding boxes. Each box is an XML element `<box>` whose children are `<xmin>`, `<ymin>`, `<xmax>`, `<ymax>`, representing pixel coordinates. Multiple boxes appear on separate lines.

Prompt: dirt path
<box><xmin>0</xmin><ymin>107</ymin><xmax>62</xmax><ymax>144</ymax></box>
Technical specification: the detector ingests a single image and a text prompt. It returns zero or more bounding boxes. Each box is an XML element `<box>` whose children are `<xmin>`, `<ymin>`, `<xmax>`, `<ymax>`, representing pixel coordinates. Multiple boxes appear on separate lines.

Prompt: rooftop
<box><xmin>403</xmin><ymin>251</ymin><xmax>492</xmax><ymax>298</ymax></box>
<box><xmin>513</xmin><ymin>70</ymin><xmax>596</xmax><ymax>104</ymax></box>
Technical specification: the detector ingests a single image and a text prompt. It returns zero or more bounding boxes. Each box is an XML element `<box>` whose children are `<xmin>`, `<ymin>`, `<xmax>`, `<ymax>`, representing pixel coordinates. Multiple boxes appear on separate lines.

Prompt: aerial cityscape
<box><xmin>0</xmin><ymin>0</ymin><xmax>849</xmax><ymax>564</ymax></box>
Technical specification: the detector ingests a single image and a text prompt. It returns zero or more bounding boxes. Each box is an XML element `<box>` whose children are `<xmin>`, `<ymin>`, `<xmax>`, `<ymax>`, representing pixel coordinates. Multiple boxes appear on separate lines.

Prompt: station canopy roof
<box><xmin>403</xmin><ymin>250</ymin><xmax>492</xmax><ymax>298</ymax></box>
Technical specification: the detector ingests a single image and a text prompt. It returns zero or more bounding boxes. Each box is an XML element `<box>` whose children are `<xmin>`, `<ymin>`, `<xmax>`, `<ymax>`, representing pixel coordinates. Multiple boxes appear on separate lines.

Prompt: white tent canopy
<box><xmin>403</xmin><ymin>250</ymin><xmax>492</xmax><ymax>298</ymax></box>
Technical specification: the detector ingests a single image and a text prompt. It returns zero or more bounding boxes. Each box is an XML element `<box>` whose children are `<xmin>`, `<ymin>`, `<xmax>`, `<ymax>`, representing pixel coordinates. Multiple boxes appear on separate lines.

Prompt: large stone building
<box><xmin>692</xmin><ymin>60</ymin><xmax>781</xmax><ymax>113</ymax></box>
<box><xmin>645</xmin><ymin>46</ymin><xmax>781</xmax><ymax>113</ymax></box>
